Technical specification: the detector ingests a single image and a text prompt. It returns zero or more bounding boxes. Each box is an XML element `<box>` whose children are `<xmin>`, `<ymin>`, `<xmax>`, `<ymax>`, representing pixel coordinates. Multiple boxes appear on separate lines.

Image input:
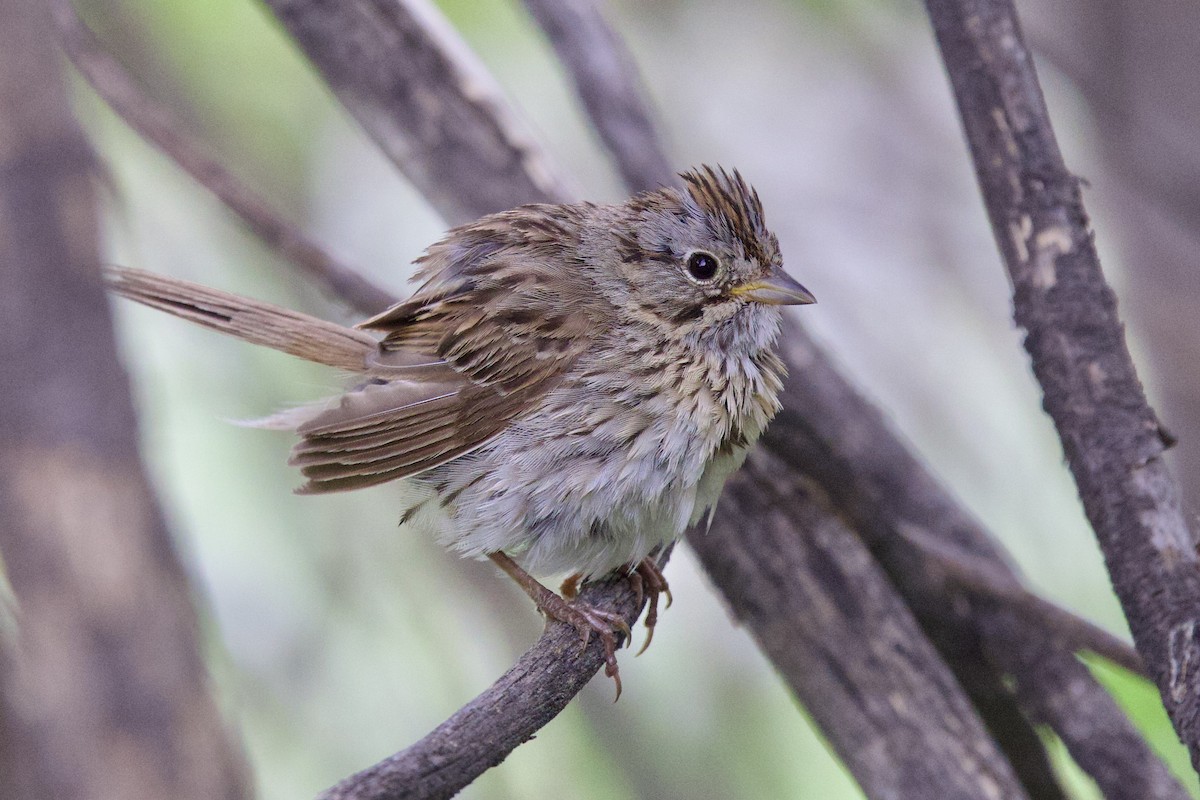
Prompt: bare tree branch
<box><xmin>895</xmin><ymin>523</ymin><xmax>1145</xmax><ymax>676</ymax></box>
<box><xmin>768</xmin><ymin>321</ymin><xmax>1191</xmax><ymax>799</ymax></box>
<box><xmin>694</xmin><ymin>450</ymin><xmax>1031</xmax><ymax>799</ymax></box>
<box><xmin>0</xmin><ymin>2</ymin><xmax>250</xmax><ymax>798</ymax></box>
<box><xmin>982</xmin><ymin>611</ymin><xmax>1190</xmax><ymax>800</ymax></box>
<box><xmin>318</xmin><ymin>578</ymin><xmax>641</xmax><ymax>800</ymax></box>
<box><xmin>51</xmin><ymin>0</ymin><xmax>395</xmax><ymax>315</ymax></box>
<box><xmin>924</xmin><ymin>0</ymin><xmax>1200</xmax><ymax>769</ymax></box>
<box><xmin>262</xmin><ymin>0</ymin><xmax>575</xmax><ymax>224</ymax></box>
<box><xmin>519</xmin><ymin>0</ymin><xmax>675</xmax><ymax>193</ymax></box>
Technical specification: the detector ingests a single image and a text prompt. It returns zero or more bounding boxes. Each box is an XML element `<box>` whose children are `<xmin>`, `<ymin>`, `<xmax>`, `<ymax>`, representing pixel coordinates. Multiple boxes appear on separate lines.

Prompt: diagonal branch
<box><xmin>895</xmin><ymin>523</ymin><xmax>1145</xmax><ymax>676</ymax></box>
<box><xmin>694</xmin><ymin>451</ymin><xmax>1030</xmax><ymax>799</ymax></box>
<box><xmin>318</xmin><ymin>579</ymin><xmax>643</xmax><ymax>800</ymax></box>
<box><xmin>51</xmin><ymin>0</ymin><xmax>395</xmax><ymax>315</ymax></box>
<box><xmin>924</xmin><ymin>0</ymin><xmax>1200</xmax><ymax>769</ymax></box>
<box><xmin>262</xmin><ymin>0</ymin><xmax>574</xmax><ymax>224</ymax></box>
<box><xmin>518</xmin><ymin>0</ymin><xmax>675</xmax><ymax>193</ymax></box>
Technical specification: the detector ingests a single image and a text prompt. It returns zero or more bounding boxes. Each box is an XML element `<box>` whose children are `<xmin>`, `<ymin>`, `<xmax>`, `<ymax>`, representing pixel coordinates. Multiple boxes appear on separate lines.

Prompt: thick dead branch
<box><xmin>0</xmin><ymin>2</ymin><xmax>249</xmax><ymax>798</ymax></box>
<box><xmin>924</xmin><ymin>0</ymin><xmax>1200</xmax><ymax>769</ymax></box>
<box><xmin>693</xmin><ymin>451</ymin><xmax>1030</xmax><ymax>799</ymax></box>
<box><xmin>262</xmin><ymin>0</ymin><xmax>574</xmax><ymax>224</ymax></box>
<box><xmin>768</xmin><ymin>321</ymin><xmax>1191</xmax><ymax>800</ymax></box>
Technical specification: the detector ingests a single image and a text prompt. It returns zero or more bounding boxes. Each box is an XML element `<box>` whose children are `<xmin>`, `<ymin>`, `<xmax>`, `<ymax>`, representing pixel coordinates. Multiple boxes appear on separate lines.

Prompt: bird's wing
<box><xmin>290</xmin><ymin>230</ymin><xmax>596</xmax><ymax>493</ymax></box>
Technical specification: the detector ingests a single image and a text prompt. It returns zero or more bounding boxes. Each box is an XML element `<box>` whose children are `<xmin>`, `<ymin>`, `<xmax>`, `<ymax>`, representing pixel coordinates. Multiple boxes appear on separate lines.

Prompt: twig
<box><xmin>319</xmin><ymin>578</ymin><xmax>643</xmax><ymax>800</ymax></box>
<box><xmin>262</xmin><ymin>0</ymin><xmax>575</xmax><ymax>225</ymax></box>
<box><xmin>50</xmin><ymin>0</ymin><xmax>395</xmax><ymax>315</ymax></box>
<box><xmin>895</xmin><ymin>523</ymin><xmax>1146</xmax><ymax>676</ymax></box>
<box><xmin>519</xmin><ymin>0</ymin><xmax>675</xmax><ymax>193</ymax></box>
<box><xmin>924</xmin><ymin>0</ymin><xmax>1200</xmax><ymax>768</ymax></box>
<box><xmin>982</xmin><ymin>610</ymin><xmax>1191</xmax><ymax>800</ymax></box>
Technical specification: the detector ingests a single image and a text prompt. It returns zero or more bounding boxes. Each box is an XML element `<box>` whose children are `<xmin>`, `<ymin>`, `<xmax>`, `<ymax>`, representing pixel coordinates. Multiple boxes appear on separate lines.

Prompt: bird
<box><xmin>105</xmin><ymin>166</ymin><xmax>815</xmax><ymax>695</ymax></box>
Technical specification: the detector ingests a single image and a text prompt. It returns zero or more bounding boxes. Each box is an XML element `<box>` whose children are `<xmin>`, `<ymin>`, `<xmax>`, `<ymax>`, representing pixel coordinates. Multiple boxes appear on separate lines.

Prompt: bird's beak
<box><xmin>730</xmin><ymin>266</ymin><xmax>816</xmax><ymax>306</ymax></box>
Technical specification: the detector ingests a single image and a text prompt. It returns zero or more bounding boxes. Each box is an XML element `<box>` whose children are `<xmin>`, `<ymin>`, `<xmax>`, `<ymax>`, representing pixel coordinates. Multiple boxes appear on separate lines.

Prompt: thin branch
<box><xmin>924</xmin><ymin>0</ymin><xmax>1200</xmax><ymax>768</ymax></box>
<box><xmin>519</xmin><ymin>0</ymin><xmax>675</xmax><ymax>193</ymax></box>
<box><xmin>262</xmin><ymin>0</ymin><xmax>575</xmax><ymax>225</ymax></box>
<box><xmin>692</xmin><ymin>451</ymin><xmax>1031</xmax><ymax>799</ymax></box>
<box><xmin>982</xmin><ymin>611</ymin><xmax>1192</xmax><ymax>800</ymax></box>
<box><xmin>319</xmin><ymin>578</ymin><xmax>643</xmax><ymax>800</ymax></box>
<box><xmin>51</xmin><ymin>0</ymin><xmax>395</xmax><ymax>315</ymax></box>
<box><xmin>895</xmin><ymin>523</ymin><xmax>1146</xmax><ymax>676</ymax></box>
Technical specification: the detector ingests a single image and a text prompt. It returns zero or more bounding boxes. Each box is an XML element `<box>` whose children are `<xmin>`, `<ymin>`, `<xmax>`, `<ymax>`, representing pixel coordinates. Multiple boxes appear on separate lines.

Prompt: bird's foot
<box><xmin>489</xmin><ymin>552</ymin><xmax>630</xmax><ymax>699</ymax></box>
<box><xmin>532</xmin><ymin>587</ymin><xmax>631</xmax><ymax>699</ymax></box>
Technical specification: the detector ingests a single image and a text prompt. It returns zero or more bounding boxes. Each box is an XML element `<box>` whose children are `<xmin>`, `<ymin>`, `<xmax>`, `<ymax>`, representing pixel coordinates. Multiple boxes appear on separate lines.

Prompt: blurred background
<box><xmin>66</xmin><ymin>0</ymin><xmax>1199</xmax><ymax>796</ymax></box>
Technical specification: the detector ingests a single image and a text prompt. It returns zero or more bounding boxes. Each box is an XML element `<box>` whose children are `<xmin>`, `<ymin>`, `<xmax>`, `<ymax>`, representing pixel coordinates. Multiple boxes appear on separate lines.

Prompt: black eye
<box><xmin>686</xmin><ymin>251</ymin><xmax>720</xmax><ymax>282</ymax></box>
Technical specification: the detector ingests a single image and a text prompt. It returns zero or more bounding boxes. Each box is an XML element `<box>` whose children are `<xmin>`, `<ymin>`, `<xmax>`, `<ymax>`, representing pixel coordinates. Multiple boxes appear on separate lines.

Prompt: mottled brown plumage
<box><xmin>105</xmin><ymin>166</ymin><xmax>815</xmax><ymax>694</ymax></box>
<box><xmin>290</xmin><ymin>203</ymin><xmax>597</xmax><ymax>493</ymax></box>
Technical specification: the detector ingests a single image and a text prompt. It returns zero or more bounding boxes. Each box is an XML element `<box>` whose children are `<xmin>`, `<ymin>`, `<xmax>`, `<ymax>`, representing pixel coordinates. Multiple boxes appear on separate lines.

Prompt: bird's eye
<box><xmin>685</xmin><ymin>251</ymin><xmax>720</xmax><ymax>283</ymax></box>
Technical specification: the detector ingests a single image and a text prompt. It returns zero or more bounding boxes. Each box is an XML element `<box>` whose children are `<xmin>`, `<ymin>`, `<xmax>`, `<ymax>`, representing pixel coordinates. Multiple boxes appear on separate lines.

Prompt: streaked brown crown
<box><xmin>680</xmin><ymin>166</ymin><xmax>777</xmax><ymax>266</ymax></box>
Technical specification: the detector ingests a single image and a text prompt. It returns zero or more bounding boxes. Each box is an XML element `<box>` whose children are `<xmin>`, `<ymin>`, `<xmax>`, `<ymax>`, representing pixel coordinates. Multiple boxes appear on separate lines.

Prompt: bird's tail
<box><xmin>103</xmin><ymin>267</ymin><xmax>376</xmax><ymax>372</ymax></box>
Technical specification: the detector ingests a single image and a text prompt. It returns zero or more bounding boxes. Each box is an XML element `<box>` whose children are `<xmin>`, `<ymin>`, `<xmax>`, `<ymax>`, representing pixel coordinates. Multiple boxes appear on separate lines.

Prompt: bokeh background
<box><xmin>69</xmin><ymin>0</ymin><xmax>1199</xmax><ymax>796</ymax></box>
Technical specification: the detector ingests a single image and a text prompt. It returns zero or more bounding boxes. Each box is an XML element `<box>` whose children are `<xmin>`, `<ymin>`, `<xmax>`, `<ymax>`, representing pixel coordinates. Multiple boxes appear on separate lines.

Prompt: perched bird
<box><xmin>106</xmin><ymin>166</ymin><xmax>815</xmax><ymax>694</ymax></box>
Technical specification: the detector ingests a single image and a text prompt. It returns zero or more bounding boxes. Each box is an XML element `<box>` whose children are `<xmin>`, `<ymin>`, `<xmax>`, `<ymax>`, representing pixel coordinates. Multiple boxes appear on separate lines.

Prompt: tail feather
<box><xmin>104</xmin><ymin>266</ymin><xmax>376</xmax><ymax>371</ymax></box>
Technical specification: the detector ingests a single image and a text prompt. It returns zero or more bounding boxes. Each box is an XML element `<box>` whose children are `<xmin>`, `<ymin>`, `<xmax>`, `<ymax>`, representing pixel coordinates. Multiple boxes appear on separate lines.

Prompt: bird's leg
<box><xmin>630</xmin><ymin>556</ymin><xmax>672</xmax><ymax>656</ymax></box>
<box><xmin>559</xmin><ymin>572</ymin><xmax>584</xmax><ymax>599</ymax></box>
<box><xmin>488</xmin><ymin>552</ymin><xmax>630</xmax><ymax>698</ymax></box>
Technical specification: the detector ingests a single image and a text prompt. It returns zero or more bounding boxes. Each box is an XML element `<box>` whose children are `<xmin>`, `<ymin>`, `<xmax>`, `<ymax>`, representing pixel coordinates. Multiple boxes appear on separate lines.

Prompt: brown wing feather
<box><xmin>292</xmin><ymin>207</ymin><xmax>597</xmax><ymax>493</ymax></box>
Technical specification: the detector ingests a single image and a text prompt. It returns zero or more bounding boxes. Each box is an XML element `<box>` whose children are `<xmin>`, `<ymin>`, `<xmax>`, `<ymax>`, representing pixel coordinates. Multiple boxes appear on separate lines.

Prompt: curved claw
<box><xmin>631</xmin><ymin>557</ymin><xmax>671</xmax><ymax>656</ymax></box>
<box><xmin>635</xmin><ymin>625</ymin><xmax>655</xmax><ymax>657</ymax></box>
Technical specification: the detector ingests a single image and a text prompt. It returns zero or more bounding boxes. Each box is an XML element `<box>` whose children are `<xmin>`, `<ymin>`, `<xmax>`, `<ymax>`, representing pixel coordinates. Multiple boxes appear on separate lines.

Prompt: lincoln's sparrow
<box><xmin>106</xmin><ymin>166</ymin><xmax>814</xmax><ymax>693</ymax></box>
